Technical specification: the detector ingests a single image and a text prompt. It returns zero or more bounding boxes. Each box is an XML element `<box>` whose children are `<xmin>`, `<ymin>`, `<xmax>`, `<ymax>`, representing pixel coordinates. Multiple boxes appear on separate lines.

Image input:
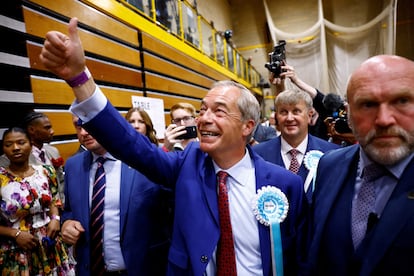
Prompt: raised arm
<box><xmin>279</xmin><ymin>64</ymin><xmax>318</xmax><ymax>99</ymax></box>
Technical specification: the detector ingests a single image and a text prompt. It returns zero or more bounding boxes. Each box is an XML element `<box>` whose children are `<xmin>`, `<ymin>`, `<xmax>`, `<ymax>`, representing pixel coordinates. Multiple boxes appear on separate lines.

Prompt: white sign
<box><xmin>131</xmin><ymin>96</ymin><xmax>165</xmax><ymax>139</ymax></box>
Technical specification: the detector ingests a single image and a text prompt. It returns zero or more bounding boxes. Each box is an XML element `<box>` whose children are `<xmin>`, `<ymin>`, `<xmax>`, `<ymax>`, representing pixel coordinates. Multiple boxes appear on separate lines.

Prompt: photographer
<box><xmin>163</xmin><ymin>102</ymin><xmax>198</xmax><ymax>151</ymax></box>
<box><xmin>269</xmin><ymin>61</ymin><xmax>335</xmax><ymax>141</ymax></box>
<box><xmin>322</xmin><ymin>93</ymin><xmax>356</xmax><ymax>146</ymax></box>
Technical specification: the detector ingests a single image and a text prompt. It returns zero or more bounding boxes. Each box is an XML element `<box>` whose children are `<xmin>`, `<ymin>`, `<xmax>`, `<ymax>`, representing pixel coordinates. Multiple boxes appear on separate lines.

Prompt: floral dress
<box><xmin>0</xmin><ymin>165</ymin><xmax>75</xmax><ymax>276</ymax></box>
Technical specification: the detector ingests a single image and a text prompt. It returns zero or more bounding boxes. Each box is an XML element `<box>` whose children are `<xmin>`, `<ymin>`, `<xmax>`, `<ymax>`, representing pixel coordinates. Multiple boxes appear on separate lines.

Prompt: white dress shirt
<box><xmin>280</xmin><ymin>136</ymin><xmax>308</xmax><ymax>170</ymax></box>
<box><xmin>205</xmin><ymin>150</ymin><xmax>262</xmax><ymax>275</ymax></box>
<box><xmin>90</xmin><ymin>152</ymin><xmax>126</xmax><ymax>271</ymax></box>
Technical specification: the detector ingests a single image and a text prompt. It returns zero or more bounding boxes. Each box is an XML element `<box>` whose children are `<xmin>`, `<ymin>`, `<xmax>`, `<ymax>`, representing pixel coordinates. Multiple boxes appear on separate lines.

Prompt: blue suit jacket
<box><xmin>63</xmin><ymin>150</ymin><xmax>172</xmax><ymax>276</ymax></box>
<box><xmin>253</xmin><ymin>135</ymin><xmax>339</xmax><ymax>201</ymax></box>
<box><xmin>81</xmin><ymin>101</ymin><xmax>309</xmax><ymax>276</ymax></box>
<box><xmin>307</xmin><ymin>145</ymin><xmax>414</xmax><ymax>275</ymax></box>
<box><xmin>253</xmin><ymin>124</ymin><xmax>278</xmax><ymax>142</ymax></box>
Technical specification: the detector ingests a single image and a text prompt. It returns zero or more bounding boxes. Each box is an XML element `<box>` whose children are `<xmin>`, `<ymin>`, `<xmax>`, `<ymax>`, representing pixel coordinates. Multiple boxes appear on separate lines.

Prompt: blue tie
<box><xmin>91</xmin><ymin>157</ymin><xmax>107</xmax><ymax>275</ymax></box>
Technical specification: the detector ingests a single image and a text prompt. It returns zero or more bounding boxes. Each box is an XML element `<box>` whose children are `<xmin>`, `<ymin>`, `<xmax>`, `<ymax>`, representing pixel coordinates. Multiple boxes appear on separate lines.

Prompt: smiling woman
<box><xmin>0</xmin><ymin>127</ymin><xmax>75</xmax><ymax>275</ymax></box>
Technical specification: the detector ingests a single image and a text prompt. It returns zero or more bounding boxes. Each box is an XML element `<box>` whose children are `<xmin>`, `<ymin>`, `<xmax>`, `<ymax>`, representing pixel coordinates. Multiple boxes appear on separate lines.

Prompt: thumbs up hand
<box><xmin>40</xmin><ymin>17</ymin><xmax>85</xmax><ymax>81</ymax></box>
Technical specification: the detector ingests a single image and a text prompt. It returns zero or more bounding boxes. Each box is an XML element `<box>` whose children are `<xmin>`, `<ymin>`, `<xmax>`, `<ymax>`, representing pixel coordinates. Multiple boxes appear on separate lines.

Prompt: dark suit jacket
<box><xmin>63</xmin><ymin>150</ymin><xmax>172</xmax><ymax>276</ymax></box>
<box><xmin>253</xmin><ymin>135</ymin><xmax>339</xmax><ymax>201</ymax></box>
<box><xmin>81</xmin><ymin>101</ymin><xmax>309</xmax><ymax>276</ymax></box>
<box><xmin>253</xmin><ymin>124</ymin><xmax>278</xmax><ymax>142</ymax></box>
<box><xmin>307</xmin><ymin>145</ymin><xmax>414</xmax><ymax>275</ymax></box>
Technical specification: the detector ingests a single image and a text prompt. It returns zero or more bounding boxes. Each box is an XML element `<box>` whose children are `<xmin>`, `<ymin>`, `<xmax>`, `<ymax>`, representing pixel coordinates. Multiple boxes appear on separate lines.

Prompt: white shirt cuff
<box><xmin>70</xmin><ymin>86</ymin><xmax>107</xmax><ymax>123</ymax></box>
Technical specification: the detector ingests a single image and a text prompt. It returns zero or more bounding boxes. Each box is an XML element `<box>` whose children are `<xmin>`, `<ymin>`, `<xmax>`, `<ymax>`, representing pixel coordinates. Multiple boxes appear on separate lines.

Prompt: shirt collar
<box><xmin>212</xmin><ymin>149</ymin><xmax>254</xmax><ymax>186</ymax></box>
<box><xmin>280</xmin><ymin>135</ymin><xmax>308</xmax><ymax>155</ymax></box>
<box><xmin>91</xmin><ymin>151</ymin><xmax>116</xmax><ymax>163</ymax></box>
<box><xmin>32</xmin><ymin>146</ymin><xmax>44</xmax><ymax>155</ymax></box>
<box><xmin>359</xmin><ymin>148</ymin><xmax>414</xmax><ymax>179</ymax></box>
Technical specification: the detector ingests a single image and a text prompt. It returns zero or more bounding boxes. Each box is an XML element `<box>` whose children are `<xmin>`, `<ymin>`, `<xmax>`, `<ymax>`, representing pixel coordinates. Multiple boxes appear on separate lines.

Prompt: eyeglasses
<box><xmin>171</xmin><ymin>116</ymin><xmax>194</xmax><ymax>124</ymax></box>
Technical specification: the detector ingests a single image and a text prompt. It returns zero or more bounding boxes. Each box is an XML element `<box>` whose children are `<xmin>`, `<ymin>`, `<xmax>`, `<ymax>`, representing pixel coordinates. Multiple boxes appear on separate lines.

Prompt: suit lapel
<box><xmin>251</xmin><ymin>149</ymin><xmax>272</xmax><ymax>275</ymax></box>
<box><xmin>315</xmin><ymin>146</ymin><xmax>359</xmax><ymax>233</ymax></box>
<box><xmin>297</xmin><ymin>136</ymin><xmax>317</xmax><ymax>182</ymax></box>
<box><xmin>298</xmin><ymin>136</ymin><xmax>318</xmax><ymax>185</ymax></box>
<box><xmin>358</xmin><ymin>158</ymin><xmax>414</xmax><ymax>273</ymax></box>
<box><xmin>82</xmin><ymin>152</ymin><xmax>94</xmax><ymax>230</ymax></box>
<box><xmin>274</xmin><ymin>137</ymin><xmax>285</xmax><ymax>167</ymax></box>
<box><xmin>44</xmin><ymin>144</ymin><xmax>58</xmax><ymax>159</ymax></box>
<box><xmin>119</xmin><ymin>163</ymin><xmax>134</xmax><ymax>236</ymax></box>
<box><xmin>200</xmin><ymin>156</ymin><xmax>220</xmax><ymax>226</ymax></box>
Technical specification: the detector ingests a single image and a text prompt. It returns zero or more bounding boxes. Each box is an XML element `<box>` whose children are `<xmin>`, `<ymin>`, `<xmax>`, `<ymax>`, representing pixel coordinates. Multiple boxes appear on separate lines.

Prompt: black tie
<box><xmin>39</xmin><ymin>151</ymin><xmax>46</xmax><ymax>163</ymax></box>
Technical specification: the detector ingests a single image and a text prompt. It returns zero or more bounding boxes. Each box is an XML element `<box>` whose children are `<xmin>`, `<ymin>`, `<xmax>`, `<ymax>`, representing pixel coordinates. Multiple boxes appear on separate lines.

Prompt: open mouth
<box><xmin>200</xmin><ymin>131</ymin><xmax>219</xmax><ymax>137</ymax></box>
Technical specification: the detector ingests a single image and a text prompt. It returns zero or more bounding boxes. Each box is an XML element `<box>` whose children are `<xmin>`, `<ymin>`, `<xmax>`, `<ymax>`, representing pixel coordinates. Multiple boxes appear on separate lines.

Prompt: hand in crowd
<box><xmin>46</xmin><ymin>219</ymin><xmax>60</xmax><ymax>239</ymax></box>
<box><xmin>324</xmin><ymin>117</ymin><xmax>357</xmax><ymax>145</ymax></box>
<box><xmin>269</xmin><ymin>64</ymin><xmax>300</xmax><ymax>85</ymax></box>
<box><xmin>163</xmin><ymin>124</ymin><xmax>187</xmax><ymax>151</ymax></box>
<box><xmin>279</xmin><ymin>64</ymin><xmax>299</xmax><ymax>82</ymax></box>
<box><xmin>61</xmin><ymin>220</ymin><xmax>85</xmax><ymax>245</ymax></box>
<box><xmin>15</xmin><ymin>230</ymin><xmax>39</xmax><ymax>251</ymax></box>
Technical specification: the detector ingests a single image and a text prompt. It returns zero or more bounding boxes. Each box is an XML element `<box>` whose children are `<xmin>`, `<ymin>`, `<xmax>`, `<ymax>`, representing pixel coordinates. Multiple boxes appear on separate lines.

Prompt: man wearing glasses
<box><xmin>163</xmin><ymin>102</ymin><xmax>198</xmax><ymax>151</ymax></box>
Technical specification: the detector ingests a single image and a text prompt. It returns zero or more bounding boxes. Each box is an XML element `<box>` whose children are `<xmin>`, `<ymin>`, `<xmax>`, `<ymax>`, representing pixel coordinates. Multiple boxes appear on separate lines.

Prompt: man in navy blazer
<box><xmin>62</xmin><ymin>118</ymin><xmax>171</xmax><ymax>275</ymax></box>
<box><xmin>40</xmin><ymin>18</ymin><xmax>308</xmax><ymax>275</ymax></box>
<box><xmin>307</xmin><ymin>55</ymin><xmax>414</xmax><ymax>275</ymax></box>
<box><xmin>254</xmin><ymin>90</ymin><xmax>339</xmax><ymax>202</ymax></box>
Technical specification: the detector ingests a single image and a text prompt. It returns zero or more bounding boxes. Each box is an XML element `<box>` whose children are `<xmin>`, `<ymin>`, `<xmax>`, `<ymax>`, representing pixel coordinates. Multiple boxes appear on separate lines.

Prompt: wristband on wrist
<box><xmin>51</xmin><ymin>215</ymin><xmax>61</xmax><ymax>222</ymax></box>
<box><xmin>66</xmin><ymin>67</ymin><xmax>91</xmax><ymax>87</ymax></box>
<box><xmin>15</xmin><ymin>229</ymin><xmax>21</xmax><ymax>239</ymax></box>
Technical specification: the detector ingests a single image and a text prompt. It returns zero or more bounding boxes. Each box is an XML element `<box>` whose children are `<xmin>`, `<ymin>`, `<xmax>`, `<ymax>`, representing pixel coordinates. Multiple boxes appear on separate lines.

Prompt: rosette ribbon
<box><xmin>252</xmin><ymin>186</ymin><xmax>289</xmax><ymax>276</ymax></box>
<box><xmin>303</xmin><ymin>150</ymin><xmax>324</xmax><ymax>194</ymax></box>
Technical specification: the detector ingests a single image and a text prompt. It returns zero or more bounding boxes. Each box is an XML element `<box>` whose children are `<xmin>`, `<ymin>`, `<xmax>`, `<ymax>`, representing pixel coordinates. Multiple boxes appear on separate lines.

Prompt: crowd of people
<box><xmin>1</xmin><ymin>16</ymin><xmax>414</xmax><ymax>275</ymax></box>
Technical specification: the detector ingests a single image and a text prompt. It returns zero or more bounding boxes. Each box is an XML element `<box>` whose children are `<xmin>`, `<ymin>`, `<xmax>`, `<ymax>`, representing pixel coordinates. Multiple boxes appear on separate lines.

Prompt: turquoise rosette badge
<box><xmin>303</xmin><ymin>150</ymin><xmax>324</xmax><ymax>172</ymax></box>
<box><xmin>252</xmin><ymin>186</ymin><xmax>289</xmax><ymax>226</ymax></box>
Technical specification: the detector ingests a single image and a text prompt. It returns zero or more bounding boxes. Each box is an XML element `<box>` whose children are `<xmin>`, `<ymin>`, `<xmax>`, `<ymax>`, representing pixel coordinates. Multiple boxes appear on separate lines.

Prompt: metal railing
<box><xmin>120</xmin><ymin>0</ymin><xmax>262</xmax><ymax>87</ymax></box>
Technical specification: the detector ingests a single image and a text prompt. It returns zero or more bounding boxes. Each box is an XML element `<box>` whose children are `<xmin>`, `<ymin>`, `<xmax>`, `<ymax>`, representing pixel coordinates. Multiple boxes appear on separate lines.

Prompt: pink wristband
<box><xmin>50</xmin><ymin>215</ymin><xmax>61</xmax><ymax>222</ymax></box>
<box><xmin>66</xmin><ymin>67</ymin><xmax>91</xmax><ymax>87</ymax></box>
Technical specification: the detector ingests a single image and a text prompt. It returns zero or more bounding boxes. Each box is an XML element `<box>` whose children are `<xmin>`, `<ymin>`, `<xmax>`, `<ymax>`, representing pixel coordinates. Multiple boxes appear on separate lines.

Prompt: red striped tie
<box><xmin>216</xmin><ymin>171</ymin><xmax>237</xmax><ymax>276</ymax></box>
<box><xmin>289</xmin><ymin>149</ymin><xmax>300</xmax><ymax>174</ymax></box>
<box><xmin>91</xmin><ymin>157</ymin><xmax>107</xmax><ymax>275</ymax></box>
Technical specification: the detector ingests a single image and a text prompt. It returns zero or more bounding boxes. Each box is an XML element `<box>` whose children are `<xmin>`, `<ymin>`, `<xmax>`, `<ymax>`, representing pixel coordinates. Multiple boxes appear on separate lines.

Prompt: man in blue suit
<box><xmin>61</xmin><ymin>116</ymin><xmax>172</xmax><ymax>275</ymax></box>
<box><xmin>307</xmin><ymin>55</ymin><xmax>414</xmax><ymax>275</ymax></box>
<box><xmin>254</xmin><ymin>90</ymin><xmax>339</xmax><ymax>202</ymax></box>
<box><xmin>40</xmin><ymin>18</ymin><xmax>308</xmax><ymax>275</ymax></box>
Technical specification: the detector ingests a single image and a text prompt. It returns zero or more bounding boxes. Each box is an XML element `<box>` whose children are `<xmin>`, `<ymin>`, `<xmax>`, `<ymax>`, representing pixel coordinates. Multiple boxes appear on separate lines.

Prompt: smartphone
<box><xmin>177</xmin><ymin>126</ymin><xmax>198</xmax><ymax>139</ymax></box>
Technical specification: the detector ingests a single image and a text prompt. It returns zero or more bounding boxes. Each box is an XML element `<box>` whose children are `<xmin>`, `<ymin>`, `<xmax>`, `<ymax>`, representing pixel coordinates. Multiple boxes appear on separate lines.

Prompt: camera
<box><xmin>333</xmin><ymin>116</ymin><xmax>351</xmax><ymax>134</ymax></box>
<box><xmin>322</xmin><ymin>93</ymin><xmax>352</xmax><ymax>134</ymax></box>
<box><xmin>265</xmin><ymin>40</ymin><xmax>286</xmax><ymax>77</ymax></box>
<box><xmin>177</xmin><ymin>126</ymin><xmax>198</xmax><ymax>139</ymax></box>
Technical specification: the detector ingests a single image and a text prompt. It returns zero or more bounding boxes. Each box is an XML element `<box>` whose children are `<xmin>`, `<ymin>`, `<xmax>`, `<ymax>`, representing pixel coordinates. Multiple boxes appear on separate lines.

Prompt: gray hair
<box><xmin>275</xmin><ymin>89</ymin><xmax>313</xmax><ymax>111</ymax></box>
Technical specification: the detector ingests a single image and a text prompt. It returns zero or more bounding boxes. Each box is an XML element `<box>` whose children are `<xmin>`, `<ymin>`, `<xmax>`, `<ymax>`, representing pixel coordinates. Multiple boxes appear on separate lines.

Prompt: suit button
<box><xmin>200</xmin><ymin>255</ymin><xmax>209</xmax><ymax>263</ymax></box>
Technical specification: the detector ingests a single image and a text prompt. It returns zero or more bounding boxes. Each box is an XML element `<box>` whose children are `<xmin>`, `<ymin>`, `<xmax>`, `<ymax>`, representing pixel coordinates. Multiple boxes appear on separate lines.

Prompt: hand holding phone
<box><xmin>177</xmin><ymin>126</ymin><xmax>197</xmax><ymax>139</ymax></box>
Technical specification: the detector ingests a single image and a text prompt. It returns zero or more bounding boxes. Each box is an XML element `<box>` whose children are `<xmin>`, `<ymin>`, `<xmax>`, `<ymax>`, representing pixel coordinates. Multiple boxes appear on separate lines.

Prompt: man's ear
<box><xmin>345</xmin><ymin>103</ymin><xmax>353</xmax><ymax>130</ymax></box>
<box><xmin>243</xmin><ymin>119</ymin><xmax>256</xmax><ymax>137</ymax></box>
<box><xmin>308</xmin><ymin>107</ymin><xmax>315</xmax><ymax>123</ymax></box>
<box><xmin>27</xmin><ymin>125</ymin><xmax>34</xmax><ymax>134</ymax></box>
<box><xmin>309</xmin><ymin>107</ymin><xmax>315</xmax><ymax>117</ymax></box>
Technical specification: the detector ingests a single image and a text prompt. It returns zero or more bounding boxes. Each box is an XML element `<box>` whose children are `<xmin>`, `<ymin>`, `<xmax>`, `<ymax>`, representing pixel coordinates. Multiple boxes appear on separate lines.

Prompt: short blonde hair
<box><xmin>170</xmin><ymin>102</ymin><xmax>197</xmax><ymax>118</ymax></box>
